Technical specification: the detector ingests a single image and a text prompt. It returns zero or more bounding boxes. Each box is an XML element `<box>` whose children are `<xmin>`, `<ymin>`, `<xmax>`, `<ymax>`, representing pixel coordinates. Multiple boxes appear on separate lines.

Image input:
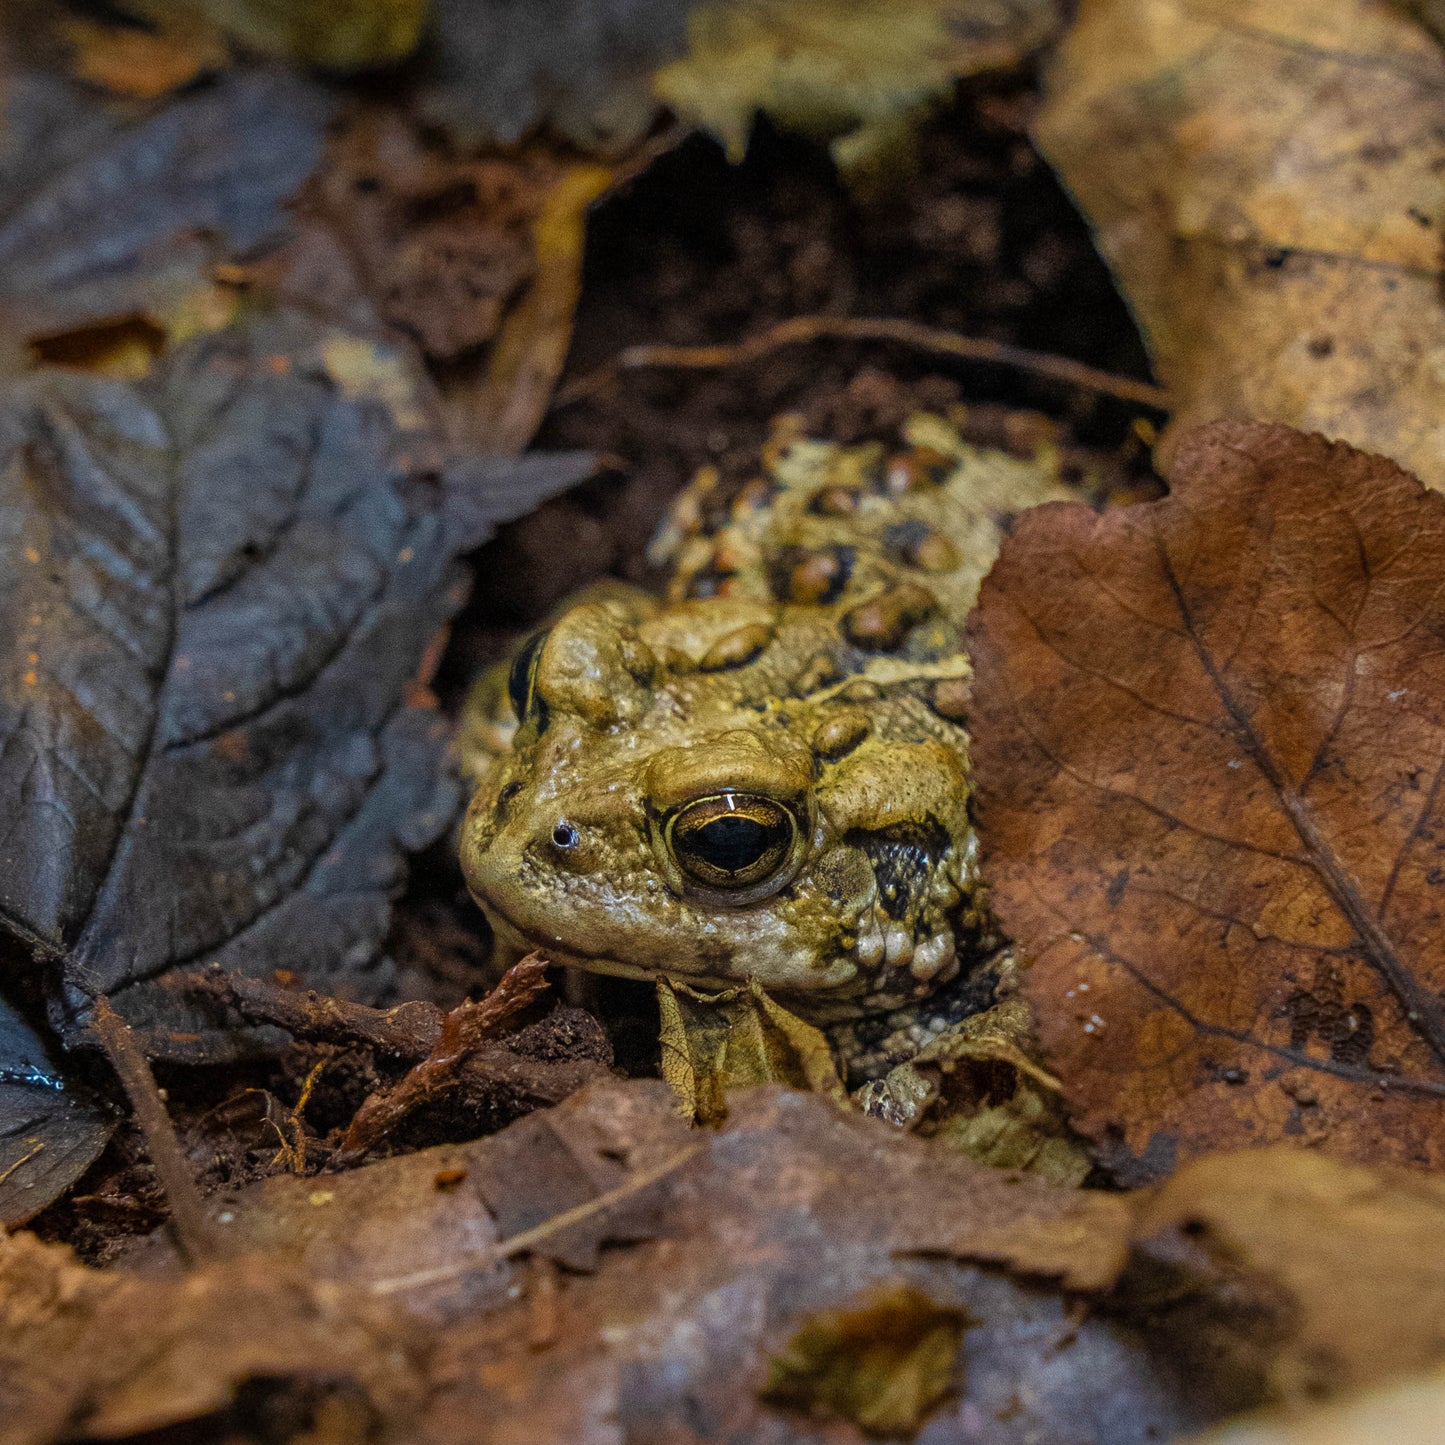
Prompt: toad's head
<box><xmin>460</xmin><ymin>595</ymin><xmax>982</xmax><ymax>1017</ymax></box>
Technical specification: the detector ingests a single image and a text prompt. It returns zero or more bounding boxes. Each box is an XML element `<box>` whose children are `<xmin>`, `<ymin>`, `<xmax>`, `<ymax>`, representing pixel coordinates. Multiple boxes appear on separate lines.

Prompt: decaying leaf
<box><xmin>761</xmin><ymin>1280</ymin><xmax>970</xmax><ymax>1438</ymax></box>
<box><xmin>657</xmin><ymin>975</ymin><xmax>846</xmax><ymax>1124</ymax></box>
<box><xmin>0</xmin><ymin>67</ymin><xmax>332</xmax><ymax>370</ymax></box>
<box><xmin>53</xmin><ymin>1</ymin><xmax>229</xmax><ymax>99</ymax></box>
<box><xmin>1034</xmin><ymin>0</ymin><xmax>1445</xmax><ymax>488</ymax></box>
<box><xmin>415</xmin><ymin>0</ymin><xmax>698</xmax><ymax>149</ymax></box>
<box><xmin>968</xmin><ymin>421</ymin><xmax>1445</xmax><ymax>1176</ymax></box>
<box><xmin>196</xmin><ymin>0</ymin><xmax>427</xmax><ymax>69</ymax></box>
<box><xmin>1122</xmin><ymin>1146</ymin><xmax>1445</xmax><ymax>1410</ymax></box>
<box><xmin>418</xmin><ymin>0</ymin><xmax>1059</xmax><ymax>180</ymax></box>
<box><xmin>0</xmin><ymin>993</ymin><xmax>112</xmax><ymax>1227</ymax></box>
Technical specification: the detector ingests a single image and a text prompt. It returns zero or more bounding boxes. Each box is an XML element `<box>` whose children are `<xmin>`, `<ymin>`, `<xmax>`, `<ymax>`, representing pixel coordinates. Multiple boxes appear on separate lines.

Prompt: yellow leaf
<box><xmin>657</xmin><ymin>976</ymin><xmax>847</xmax><ymax>1124</ymax></box>
<box><xmin>762</xmin><ymin>1280</ymin><xmax>970</xmax><ymax>1438</ymax></box>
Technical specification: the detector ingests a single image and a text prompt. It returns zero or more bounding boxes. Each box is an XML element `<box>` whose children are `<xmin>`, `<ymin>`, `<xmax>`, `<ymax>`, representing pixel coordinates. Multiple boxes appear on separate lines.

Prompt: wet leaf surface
<box><xmin>0</xmin><ymin>313</ymin><xmax>594</xmax><ymax>1199</ymax></box>
<box><xmin>0</xmin><ymin>67</ymin><xmax>333</xmax><ymax>367</ymax></box>
<box><xmin>1034</xmin><ymin>0</ymin><xmax>1445</xmax><ymax>487</ymax></box>
<box><xmin>969</xmin><ymin>421</ymin><xmax>1445</xmax><ymax>1175</ymax></box>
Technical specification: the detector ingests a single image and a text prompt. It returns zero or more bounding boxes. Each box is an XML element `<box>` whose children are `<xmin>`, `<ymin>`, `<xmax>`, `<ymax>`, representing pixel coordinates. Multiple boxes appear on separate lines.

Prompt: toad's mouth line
<box><xmin>470</xmin><ymin>890</ymin><xmax>742</xmax><ymax>991</ymax></box>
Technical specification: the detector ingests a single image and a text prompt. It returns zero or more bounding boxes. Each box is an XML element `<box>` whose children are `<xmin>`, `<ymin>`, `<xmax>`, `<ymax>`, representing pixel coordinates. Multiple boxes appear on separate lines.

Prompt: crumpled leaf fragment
<box><xmin>656</xmin><ymin>0</ymin><xmax>1062</xmax><ymax>187</ymax></box>
<box><xmin>1121</xmin><ymin>1147</ymin><xmax>1445</xmax><ymax>1411</ymax></box>
<box><xmin>0</xmin><ymin>993</ymin><xmax>112</xmax><ymax>1227</ymax></box>
<box><xmin>0</xmin><ymin>1230</ymin><xmax>428</xmax><ymax>1443</ymax></box>
<box><xmin>857</xmin><ymin>990</ymin><xmax>1090</xmax><ymax>1185</ymax></box>
<box><xmin>1034</xmin><ymin>0</ymin><xmax>1445</xmax><ymax>488</ymax></box>
<box><xmin>968</xmin><ymin>421</ymin><xmax>1445</xmax><ymax>1176</ymax></box>
<box><xmin>0</xmin><ymin>67</ymin><xmax>332</xmax><ymax>372</ymax></box>
<box><xmin>657</xmin><ymin>975</ymin><xmax>846</xmax><ymax>1124</ymax></box>
<box><xmin>761</xmin><ymin>1280</ymin><xmax>970</xmax><ymax>1438</ymax></box>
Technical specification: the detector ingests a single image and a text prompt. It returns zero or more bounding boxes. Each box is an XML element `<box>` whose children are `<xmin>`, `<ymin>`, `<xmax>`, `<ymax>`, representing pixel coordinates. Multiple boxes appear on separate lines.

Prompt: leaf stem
<box><xmin>91</xmin><ymin>996</ymin><xmax>219</xmax><ymax>1266</ymax></box>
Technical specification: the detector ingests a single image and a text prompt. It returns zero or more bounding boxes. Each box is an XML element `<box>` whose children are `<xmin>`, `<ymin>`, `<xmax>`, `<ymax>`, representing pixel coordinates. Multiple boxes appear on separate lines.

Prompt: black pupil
<box><xmin>683</xmin><ymin>814</ymin><xmax>787</xmax><ymax>875</ymax></box>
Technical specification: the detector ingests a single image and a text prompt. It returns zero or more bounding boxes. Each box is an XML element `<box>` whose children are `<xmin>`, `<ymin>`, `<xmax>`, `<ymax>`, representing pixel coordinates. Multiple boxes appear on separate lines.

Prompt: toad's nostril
<box><xmin>551</xmin><ymin>820</ymin><xmax>581</xmax><ymax>851</ymax></box>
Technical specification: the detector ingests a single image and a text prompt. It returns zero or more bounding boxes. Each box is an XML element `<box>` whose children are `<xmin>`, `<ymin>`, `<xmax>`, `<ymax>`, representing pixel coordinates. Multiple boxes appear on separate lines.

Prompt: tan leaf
<box><xmin>968</xmin><ymin>421</ymin><xmax>1445</xmax><ymax>1176</ymax></box>
<box><xmin>1125</xmin><ymin>1147</ymin><xmax>1445</xmax><ymax>1406</ymax></box>
<box><xmin>1034</xmin><ymin>0</ymin><xmax>1445</xmax><ymax>488</ymax></box>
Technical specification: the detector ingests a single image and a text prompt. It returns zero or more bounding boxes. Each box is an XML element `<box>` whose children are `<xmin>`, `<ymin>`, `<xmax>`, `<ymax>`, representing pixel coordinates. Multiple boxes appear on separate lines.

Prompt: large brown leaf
<box><xmin>968</xmin><ymin>422</ymin><xmax>1445</xmax><ymax>1177</ymax></box>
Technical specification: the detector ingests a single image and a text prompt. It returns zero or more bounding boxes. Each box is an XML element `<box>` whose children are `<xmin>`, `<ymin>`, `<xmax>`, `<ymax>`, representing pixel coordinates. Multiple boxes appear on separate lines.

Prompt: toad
<box><xmin>460</xmin><ymin>413</ymin><xmax>1073</xmax><ymax>1082</ymax></box>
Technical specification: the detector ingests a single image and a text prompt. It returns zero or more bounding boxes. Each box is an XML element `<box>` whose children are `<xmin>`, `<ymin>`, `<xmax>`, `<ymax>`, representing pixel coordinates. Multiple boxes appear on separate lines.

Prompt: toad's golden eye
<box><xmin>666</xmin><ymin>793</ymin><xmax>797</xmax><ymax>892</ymax></box>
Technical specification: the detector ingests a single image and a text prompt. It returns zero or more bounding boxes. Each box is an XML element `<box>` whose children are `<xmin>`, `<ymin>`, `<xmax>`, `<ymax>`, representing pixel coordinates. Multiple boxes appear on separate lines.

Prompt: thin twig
<box><xmin>91</xmin><ymin>996</ymin><xmax>219</xmax><ymax>1266</ymax></box>
<box><xmin>554</xmin><ymin>314</ymin><xmax>1171</xmax><ymax>411</ymax></box>
<box><xmin>369</xmin><ymin>1142</ymin><xmax>700</xmax><ymax>1295</ymax></box>
<box><xmin>336</xmin><ymin>955</ymin><xmax>552</xmax><ymax>1164</ymax></box>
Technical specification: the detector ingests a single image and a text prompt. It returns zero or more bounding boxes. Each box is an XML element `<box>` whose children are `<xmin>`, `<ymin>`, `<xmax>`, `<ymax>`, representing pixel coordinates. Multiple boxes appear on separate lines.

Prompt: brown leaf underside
<box><xmin>969</xmin><ymin>421</ymin><xmax>1445</xmax><ymax>1174</ymax></box>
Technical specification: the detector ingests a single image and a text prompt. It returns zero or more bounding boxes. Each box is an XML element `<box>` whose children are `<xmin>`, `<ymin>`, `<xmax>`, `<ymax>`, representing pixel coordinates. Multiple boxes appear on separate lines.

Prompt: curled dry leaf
<box><xmin>969</xmin><ymin>421</ymin><xmax>1445</xmax><ymax>1176</ymax></box>
<box><xmin>656</xmin><ymin>975</ymin><xmax>847</xmax><ymax>1124</ymax></box>
<box><xmin>1034</xmin><ymin>0</ymin><xmax>1445</xmax><ymax>487</ymax></box>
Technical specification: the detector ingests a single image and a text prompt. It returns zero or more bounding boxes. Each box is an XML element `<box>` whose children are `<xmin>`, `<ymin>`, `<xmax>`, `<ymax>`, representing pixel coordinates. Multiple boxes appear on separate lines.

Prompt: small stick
<box><xmin>336</xmin><ymin>955</ymin><xmax>552</xmax><ymax>1164</ymax></box>
<box><xmin>554</xmin><ymin>314</ymin><xmax>1171</xmax><ymax>411</ymax></box>
<box><xmin>369</xmin><ymin>1143</ymin><xmax>700</xmax><ymax>1296</ymax></box>
<box><xmin>91</xmin><ymin>995</ymin><xmax>219</xmax><ymax>1266</ymax></box>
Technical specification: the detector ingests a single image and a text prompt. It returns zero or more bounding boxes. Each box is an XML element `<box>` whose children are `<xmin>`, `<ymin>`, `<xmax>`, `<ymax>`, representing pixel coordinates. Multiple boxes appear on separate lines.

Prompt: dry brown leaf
<box><xmin>968</xmin><ymin>421</ymin><xmax>1445</xmax><ymax>1177</ymax></box>
<box><xmin>456</xmin><ymin>161</ymin><xmax>615</xmax><ymax>452</ymax></box>
<box><xmin>59</xmin><ymin>2</ymin><xmax>227</xmax><ymax>98</ymax></box>
<box><xmin>1183</xmin><ymin>1367</ymin><xmax>1445</xmax><ymax>1445</ymax></box>
<box><xmin>1123</xmin><ymin>1147</ymin><xmax>1445</xmax><ymax>1408</ymax></box>
<box><xmin>1034</xmin><ymin>0</ymin><xmax>1445</xmax><ymax>488</ymax></box>
<box><xmin>0</xmin><ymin>1231</ymin><xmax>427</xmax><ymax>1443</ymax></box>
<box><xmin>90</xmin><ymin>1081</ymin><xmax>1155</xmax><ymax>1443</ymax></box>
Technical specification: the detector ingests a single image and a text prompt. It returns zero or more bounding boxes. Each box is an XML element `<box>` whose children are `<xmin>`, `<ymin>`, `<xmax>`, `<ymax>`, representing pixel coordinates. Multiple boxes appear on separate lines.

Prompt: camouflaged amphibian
<box><xmin>460</xmin><ymin>413</ymin><xmax>1073</xmax><ymax>1080</ymax></box>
